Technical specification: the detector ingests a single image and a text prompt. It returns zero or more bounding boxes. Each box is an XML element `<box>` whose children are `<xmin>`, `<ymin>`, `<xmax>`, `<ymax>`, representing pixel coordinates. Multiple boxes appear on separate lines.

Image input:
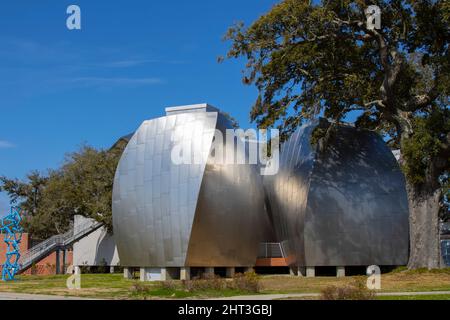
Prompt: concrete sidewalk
<box><xmin>0</xmin><ymin>292</ymin><xmax>96</xmax><ymax>300</ymax></box>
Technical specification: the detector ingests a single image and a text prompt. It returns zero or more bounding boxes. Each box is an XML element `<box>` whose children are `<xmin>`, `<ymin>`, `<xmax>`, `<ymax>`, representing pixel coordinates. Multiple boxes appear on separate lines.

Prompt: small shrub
<box><xmin>160</xmin><ymin>280</ymin><xmax>177</xmax><ymax>290</ymax></box>
<box><xmin>183</xmin><ymin>274</ymin><xmax>226</xmax><ymax>292</ymax></box>
<box><xmin>46</xmin><ymin>263</ymin><xmax>56</xmax><ymax>274</ymax></box>
<box><xmin>130</xmin><ymin>282</ymin><xmax>151</xmax><ymax>294</ymax></box>
<box><xmin>230</xmin><ymin>271</ymin><xmax>260</xmax><ymax>293</ymax></box>
<box><xmin>321</xmin><ymin>280</ymin><xmax>375</xmax><ymax>300</ymax></box>
<box><xmin>183</xmin><ymin>279</ymin><xmax>194</xmax><ymax>292</ymax></box>
<box><xmin>131</xmin><ymin>270</ymin><xmax>262</xmax><ymax>297</ymax></box>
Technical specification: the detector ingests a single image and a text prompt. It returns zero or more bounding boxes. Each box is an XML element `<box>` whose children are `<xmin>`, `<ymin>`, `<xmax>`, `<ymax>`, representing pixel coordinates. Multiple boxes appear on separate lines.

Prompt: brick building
<box><xmin>0</xmin><ymin>233</ymin><xmax>73</xmax><ymax>276</ymax></box>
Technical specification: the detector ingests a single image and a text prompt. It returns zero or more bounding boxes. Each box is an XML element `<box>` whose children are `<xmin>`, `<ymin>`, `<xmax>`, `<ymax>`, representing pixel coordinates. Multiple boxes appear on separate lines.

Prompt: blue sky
<box><xmin>0</xmin><ymin>0</ymin><xmax>279</xmax><ymax>213</ymax></box>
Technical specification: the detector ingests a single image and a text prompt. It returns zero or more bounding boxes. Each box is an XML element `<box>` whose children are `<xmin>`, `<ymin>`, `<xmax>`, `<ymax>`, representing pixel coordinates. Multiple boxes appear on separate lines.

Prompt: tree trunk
<box><xmin>407</xmin><ymin>183</ymin><xmax>442</xmax><ymax>269</ymax></box>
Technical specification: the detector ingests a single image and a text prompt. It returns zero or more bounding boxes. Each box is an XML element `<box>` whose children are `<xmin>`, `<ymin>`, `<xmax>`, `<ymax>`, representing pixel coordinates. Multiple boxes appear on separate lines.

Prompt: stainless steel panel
<box><xmin>112</xmin><ymin>105</ymin><xmax>272</xmax><ymax>267</ymax></box>
<box><xmin>264</xmin><ymin>119</ymin><xmax>410</xmax><ymax>266</ymax></box>
<box><xmin>185</xmin><ymin>113</ymin><xmax>272</xmax><ymax>267</ymax></box>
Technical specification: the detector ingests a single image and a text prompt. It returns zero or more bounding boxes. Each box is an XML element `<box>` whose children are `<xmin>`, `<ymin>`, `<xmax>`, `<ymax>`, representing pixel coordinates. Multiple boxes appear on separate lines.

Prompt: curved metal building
<box><xmin>264</xmin><ymin>119</ymin><xmax>410</xmax><ymax>267</ymax></box>
<box><xmin>112</xmin><ymin>104</ymin><xmax>271</xmax><ymax>270</ymax></box>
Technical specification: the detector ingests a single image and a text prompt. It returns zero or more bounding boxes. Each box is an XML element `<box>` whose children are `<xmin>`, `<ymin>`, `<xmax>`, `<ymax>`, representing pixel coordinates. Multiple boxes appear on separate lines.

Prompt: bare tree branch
<box><xmin>364</xmin><ymin>100</ymin><xmax>386</xmax><ymax>108</ymax></box>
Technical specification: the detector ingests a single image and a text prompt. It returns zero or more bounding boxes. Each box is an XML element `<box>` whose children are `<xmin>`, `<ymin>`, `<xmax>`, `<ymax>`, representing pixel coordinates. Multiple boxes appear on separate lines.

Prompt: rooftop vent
<box><xmin>165</xmin><ymin>103</ymin><xmax>218</xmax><ymax>116</ymax></box>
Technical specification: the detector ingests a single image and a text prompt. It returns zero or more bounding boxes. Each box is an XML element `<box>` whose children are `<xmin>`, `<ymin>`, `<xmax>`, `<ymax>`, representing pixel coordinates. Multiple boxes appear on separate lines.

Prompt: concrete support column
<box><xmin>160</xmin><ymin>267</ymin><xmax>167</xmax><ymax>281</ymax></box>
<box><xmin>74</xmin><ymin>266</ymin><xmax>81</xmax><ymax>275</ymax></box>
<box><xmin>180</xmin><ymin>267</ymin><xmax>190</xmax><ymax>281</ymax></box>
<box><xmin>55</xmin><ymin>249</ymin><xmax>60</xmax><ymax>275</ymax></box>
<box><xmin>110</xmin><ymin>266</ymin><xmax>115</xmax><ymax>274</ymax></box>
<box><xmin>336</xmin><ymin>266</ymin><xmax>346</xmax><ymax>277</ymax></box>
<box><xmin>306</xmin><ymin>266</ymin><xmax>315</xmax><ymax>278</ymax></box>
<box><xmin>297</xmin><ymin>266</ymin><xmax>306</xmax><ymax>277</ymax></box>
<box><xmin>204</xmin><ymin>267</ymin><xmax>214</xmax><ymax>277</ymax></box>
<box><xmin>226</xmin><ymin>267</ymin><xmax>235</xmax><ymax>278</ymax></box>
<box><xmin>124</xmin><ymin>267</ymin><xmax>133</xmax><ymax>279</ymax></box>
<box><xmin>140</xmin><ymin>267</ymin><xmax>148</xmax><ymax>282</ymax></box>
<box><xmin>62</xmin><ymin>249</ymin><xmax>66</xmax><ymax>274</ymax></box>
<box><xmin>140</xmin><ymin>267</ymin><xmax>167</xmax><ymax>282</ymax></box>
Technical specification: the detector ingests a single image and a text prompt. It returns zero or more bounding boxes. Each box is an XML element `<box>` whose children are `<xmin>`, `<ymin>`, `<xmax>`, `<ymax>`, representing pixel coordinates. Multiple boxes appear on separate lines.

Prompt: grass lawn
<box><xmin>0</xmin><ymin>274</ymin><xmax>132</xmax><ymax>299</ymax></box>
<box><xmin>0</xmin><ymin>268</ymin><xmax>448</xmax><ymax>300</ymax></box>
<box><xmin>259</xmin><ymin>268</ymin><xmax>450</xmax><ymax>294</ymax></box>
<box><xmin>0</xmin><ymin>273</ymin><xmax>256</xmax><ymax>300</ymax></box>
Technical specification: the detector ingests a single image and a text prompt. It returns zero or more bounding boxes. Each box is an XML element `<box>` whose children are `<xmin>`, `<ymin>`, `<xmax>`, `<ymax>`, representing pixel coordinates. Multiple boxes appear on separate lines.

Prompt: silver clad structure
<box><xmin>112</xmin><ymin>104</ymin><xmax>271</xmax><ymax>269</ymax></box>
<box><xmin>264</xmin><ymin>119</ymin><xmax>410</xmax><ymax>267</ymax></box>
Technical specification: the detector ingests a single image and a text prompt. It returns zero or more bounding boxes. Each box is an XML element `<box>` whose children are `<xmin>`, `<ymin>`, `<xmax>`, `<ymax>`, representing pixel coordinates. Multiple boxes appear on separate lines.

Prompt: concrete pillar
<box><xmin>55</xmin><ymin>249</ymin><xmax>60</xmax><ymax>275</ymax></box>
<box><xmin>140</xmin><ymin>268</ymin><xmax>148</xmax><ymax>281</ymax></box>
<box><xmin>204</xmin><ymin>267</ymin><xmax>214</xmax><ymax>277</ymax></box>
<box><xmin>306</xmin><ymin>266</ymin><xmax>315</xmax><ymax>278</ymax></box>
<box><xmin>124</xmin><ymin>267</ymin><xmax>133</xmax><ymax>279</ymax></box>
<box><xmin>140</xmin><ymin>267</ymin><xmax>147</xmax><ymax>281</ymax></box>
<box><xmin>74</xmin><ymin>266</ymin><xmax>81</xmax><ymax>275</ymax></box>
<box><xmin>336</xmin><ymin>266</ymin><xmax>345</xmax><ymax>277</ymax></box>
<box><xmin>110</xmin><ymin>266</ymin><xmax>115</xmax><ymax>274</ymax></box>
<box><xmin>180</xmin><ymin>267</ymin><xmax>190</xmax><ymax>281</ymax></box>
<box><xmin>226</xmin><ymin>267</ymin><xmax>235</xmax><ymax>278</ymax></box>
<box><xmin>140</xmin><ymin>267</ymin><xmax>167</xmax><ymax>282</ymax></box>
<box><xmin>159</xmin><ymin>268</ymin><xmax>169</xmax><ymax>281</ymax></box>
<box><xmin>297</xmin><ymin>266</ymin><xmax>306</xmax><ymax>277</ymax></box>
<box><xmin>62</xmin><ymin>249</ymin><xmax>66</xmax><ymax>274</ymax></box>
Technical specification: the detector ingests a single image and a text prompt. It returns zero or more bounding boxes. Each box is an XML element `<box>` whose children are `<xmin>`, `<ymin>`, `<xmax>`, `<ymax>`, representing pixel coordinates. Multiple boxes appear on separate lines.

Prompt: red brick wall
<box><xmin>23</xmin><ymin>249</ymin><xmax>73</xmax><ymax>275</ymax></box>
<box><xmin>0</xmin><ymin>233</ymin><xmax>73</xmax><ymax>276</ymax></box>
<box><xmin>0</xmin><ymin>233</ymin><xmax>29</xmax><ymax>273</ymax></box>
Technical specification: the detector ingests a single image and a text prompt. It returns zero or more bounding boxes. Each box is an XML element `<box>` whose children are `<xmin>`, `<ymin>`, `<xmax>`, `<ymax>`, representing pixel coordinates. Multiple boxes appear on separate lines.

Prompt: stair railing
<box><xmin>19</xmin><ymin>220</ymin><xmax>103</xmax><ymax>270</ymax></box>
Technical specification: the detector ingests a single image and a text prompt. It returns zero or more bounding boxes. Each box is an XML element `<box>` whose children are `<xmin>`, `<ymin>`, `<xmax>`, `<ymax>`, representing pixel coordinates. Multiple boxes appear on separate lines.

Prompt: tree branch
<box><xmin>364</xmin><ymin>100</ymin><xmax>386</xmax><ymax>108</ymax></box>
<box><xmin>403</xmin><ymin>75</ymin><xmax>441</xmax><ymax>111</ymax></box>
<box><xmin>332</xmin><ymin>15</ymin><xmax>403</xmax><ymax>110</ymax></box>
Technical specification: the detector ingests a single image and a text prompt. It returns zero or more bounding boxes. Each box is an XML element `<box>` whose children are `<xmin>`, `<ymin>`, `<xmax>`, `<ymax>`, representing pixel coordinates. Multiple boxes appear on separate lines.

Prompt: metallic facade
<box><xmin>264</xmin><ymin>119</ymin><xmax>410</xmax><ymax>267</ymax></box>
<box><xmin>112</xmin><ymin>104</ymin><xmax>272</xmax><ymax>267</ymax></box>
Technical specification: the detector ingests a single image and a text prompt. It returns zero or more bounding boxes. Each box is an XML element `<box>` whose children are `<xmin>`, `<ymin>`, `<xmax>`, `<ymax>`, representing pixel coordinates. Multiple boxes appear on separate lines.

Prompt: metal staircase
<box><xmin>258</xmin><ymin>241</ymin><xmax>290</xmax><ymax>258</ymax></box>
<box><xmin>19</xmin><ymin>220</ymin><xmax>103</xmax><ymax>272</ymax></box>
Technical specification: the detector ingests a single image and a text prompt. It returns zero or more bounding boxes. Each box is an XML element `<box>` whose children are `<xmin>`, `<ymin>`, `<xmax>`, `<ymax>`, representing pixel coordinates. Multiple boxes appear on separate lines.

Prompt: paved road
<box><xmin>0</xmin><ymin>291</ymin><xmax>449</xmax><ymax>300</ymax></box>
<box><xmin>0</xmin><ymin>292</ymin><xmax>95</xmax><ymax>300</ymax></box>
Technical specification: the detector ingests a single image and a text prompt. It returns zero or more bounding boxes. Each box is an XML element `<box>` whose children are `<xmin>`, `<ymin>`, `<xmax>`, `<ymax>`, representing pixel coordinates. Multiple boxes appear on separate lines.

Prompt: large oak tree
<box><xmin>0</xmin><ymin>145</ymin><xmax>122</xmax><ymax>239</ymax></box>
<box><xmin>224</xmin><ymin>0</ymin><xmax>449</xmax><ymax>268</ymax></box>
